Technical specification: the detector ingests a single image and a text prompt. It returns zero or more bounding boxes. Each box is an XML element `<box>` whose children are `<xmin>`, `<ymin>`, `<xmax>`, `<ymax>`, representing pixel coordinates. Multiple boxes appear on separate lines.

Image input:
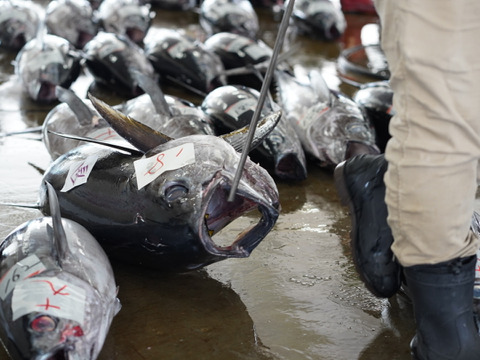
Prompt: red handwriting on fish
<box><xmin>144</xmin><ymin>147</ymin><xmax>185</xmax><ymax>176</ymax></box>
<box><xmin>36</xmin><ymin>298</ymin><xmax>60</xmax><ymax>310</ymax></box>
<box><xmin>93</xmin><ymin>128</ymin><xmax>117</xmax><ymax>140</ymax></box>
<box><xmin>34</xmin><ymin>280</ymin><xmax>70</xmax><ymax>296</ymax></box>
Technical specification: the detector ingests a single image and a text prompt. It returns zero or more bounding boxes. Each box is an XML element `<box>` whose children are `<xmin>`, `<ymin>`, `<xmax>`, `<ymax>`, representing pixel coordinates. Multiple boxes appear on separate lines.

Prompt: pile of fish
<box><xmin>0</xmin><ymin>0</ymin><xmax>394</xmax><ymax>358</ymax></box>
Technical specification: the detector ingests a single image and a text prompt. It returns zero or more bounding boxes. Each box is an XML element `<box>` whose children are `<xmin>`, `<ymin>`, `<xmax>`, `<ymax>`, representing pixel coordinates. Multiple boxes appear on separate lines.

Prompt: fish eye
<box><xmin>164</xmin><ymin>183</ymin><xmax>189</xmax><ymax>202</ymax></box>
<box><xmin>30</xmin><ymin>315</ymin><xmax>57</xmax><ymax>333</ymax></box>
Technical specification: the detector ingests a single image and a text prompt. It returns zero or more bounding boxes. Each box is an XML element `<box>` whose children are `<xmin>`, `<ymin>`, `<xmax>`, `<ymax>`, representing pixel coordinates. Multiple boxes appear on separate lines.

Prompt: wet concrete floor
<box><xmin>0</xmin><ymin>2</ymin><xmax>463</xmax><ymax>359</ymax></box>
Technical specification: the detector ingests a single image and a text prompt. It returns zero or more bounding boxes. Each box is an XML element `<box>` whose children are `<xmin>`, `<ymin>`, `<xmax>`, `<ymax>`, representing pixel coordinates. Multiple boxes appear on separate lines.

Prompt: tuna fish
<box><xmin>353</xmin><ymin>80</ymin><xmax>393</xmax><ymax>153</ymax></box>
<box><xmin>201</xmin><ymin>84</ymin><xmax>307</xmax><ymax>180</ymax></box>
<box><xmin>96</xmin><ymin>0</ymin><xmax>154</xmax><ymax>44</ymax></box>
<box><xmin>45</xmin><ymin>0</ymin><xmax>98</xmax><ymax>49</ymax></box>
<box><xmin>82</xmin><ymin>31</ymin><xmax>157</xmax><ymax>97</ymax></box>
<box><xmin>0</xmin><ymin>0</ymin><xmax>41</xmax><ymax>51</ymax></box>
<box><xmin>144</xmin><ymin>28</ymin><xmax>226</xmax><ymax>94</ymax></box>
<box><xmin>274</xmin><ymin>69</ymin><xmax>379</xmax><ymax>166</ymax></box>
<box><xmin>199</xmin><ymin>0</ymin><xmax>259</xmax><ymax>39</ymax></box>
<box><xmin>285</xmin><ymin>0</ymin><xmax>346</xmax><ymax>41</ymax></box>
<box><xmin>39</xmin><ymin>95</ymin><xmax>281</xmax><ymax>271</ymax></box>
<box><xmin>14</xmin><ymin>34</ymin><xmax>82</xmax><ymax>103</ymax></box>
<box><xmin>0</xmin><ymin>182</ymin><xmax>120</xmax><ymax>360</ymax></box>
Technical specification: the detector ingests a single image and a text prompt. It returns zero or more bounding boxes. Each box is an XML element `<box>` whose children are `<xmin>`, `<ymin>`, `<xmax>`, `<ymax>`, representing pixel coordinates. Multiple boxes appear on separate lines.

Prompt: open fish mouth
<box><xmin>199</xmin><ymin>176</ymin><xmax>279</xmax><ymax>258</ymax></box>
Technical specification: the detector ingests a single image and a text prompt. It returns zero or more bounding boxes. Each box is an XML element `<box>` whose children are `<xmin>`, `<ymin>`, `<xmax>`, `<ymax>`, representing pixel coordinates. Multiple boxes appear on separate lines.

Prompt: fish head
<box><xmin>141</xmin><ymin>135</ymin><xmax>280</xmax><ymax>265</ymax></box>
<box><xmin>15</xmin><ymin>35</ymin><xmax>81</xmax><ymax>103</ymax></box>
<box><xmin>45</xmin><ymin>0</ymin><xmax>97</xmax><ymax>49</ymax></box>
<box><xmin>0</xmin><ymin>3</ymin><xmax>40</xmax><ymax>50</ymax></box>
<box><xmin>98</xmin><ymin>1</ymin><xmax>154</xmax><ymax>44</ymax></box>
<box><xmin>290</xmin><ymin>0</ymin><xmax>346</xmax><ymax>41</ymax></box>
<box><xmin>202</xmin><ymin>85</ymin><xmax>307</xmax><ymax>180</ymax></box>
<box><xmin>83</xmin><ymin>32</ymin><xmax>155</xmax><ymax>96</ymax></box>
<box><xmin>3</xmin><ymin>273</ymin><xmax>114</xmax><ymax>360</ymax></box>
<box><xmin>200</xmin><ymin>0</ymin><xmax>259</xmax><ymax>39</ymax></box>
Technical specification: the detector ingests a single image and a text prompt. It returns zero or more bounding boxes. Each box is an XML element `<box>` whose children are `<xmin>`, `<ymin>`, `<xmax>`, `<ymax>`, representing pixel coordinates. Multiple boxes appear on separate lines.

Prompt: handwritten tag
<box><xmin>61</xmin><ymin>155</ymin><xmax>98</xmax><ymax>192</ymax></box>
<box><xmin>12</xmin><ymin>277</ymin><xmax>86</xmax><ymax>325</ymax></box>
<box><xmin>134</xmin><ymin>143</ymin><xmax>195</xmax><ymax>190</ymax></box>
<box><xmin>0</xmin><ymin>255</ymin><xmax>46</xmax><ymax>300</ymax></box>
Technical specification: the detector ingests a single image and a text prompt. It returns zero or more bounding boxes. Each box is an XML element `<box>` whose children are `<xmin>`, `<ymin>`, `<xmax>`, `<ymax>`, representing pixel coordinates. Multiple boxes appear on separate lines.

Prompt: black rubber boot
<box><xmin>404</xmin><ymin>255</ymin><xmax>480</xmax><ymax>360</ymax></box>
<box><xmin>334</xmin><ymin>154</ymin><xmax>402</xmax><ymax>298</ymax></box>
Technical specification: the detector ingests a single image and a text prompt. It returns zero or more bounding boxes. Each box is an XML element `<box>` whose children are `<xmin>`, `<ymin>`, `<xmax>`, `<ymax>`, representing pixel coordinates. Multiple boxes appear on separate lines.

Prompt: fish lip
<box><xmin>199</xmin><ymin>173</ymin><xmax>279</xmax><ymax>258</ymax></box>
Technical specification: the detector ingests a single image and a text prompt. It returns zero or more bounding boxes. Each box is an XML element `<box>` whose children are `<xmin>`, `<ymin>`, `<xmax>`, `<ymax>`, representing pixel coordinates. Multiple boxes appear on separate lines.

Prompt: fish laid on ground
<box><xmin>353</xmin><ymin>80</ymin><xmax>393</xmax><ymax>153</ymax></box>
<box><xmin>274</xmin><ymin>69</ymin><xmax>379</xmax><ymax>167</ymax></box>
<box><xmin>144</xmin><ymin>0</ymin><xmax>197</xmax><ymax>10</ymax></box>
<box><xmin>0</xmin><ymin>0</ymin><xmax>41</xmax><ymax>51</ymax></box>
<box><xmin>83</xmin><ymin>31</ymin><xmax>157</xmax><ymax>97</ymax></box>
<box><xmin>285</xmin><ymin>0</ymin><xmax>346</xmax><ymax>41</ymax></box>
<box><xmin>121</xmin><ymin>82</ymin><xmax>217</xmax><ymax>138</ymax></box>
<box><xmin>144</xmin><ymin>28</ymin><xmax>226</xmax><ymax>94</ymax></box>
<box><xmin>0</xmin><ymin>183</ymin><xmax>120</xmax><ymax>360</ymax></box>
<box><xmin>45</xmin><ymin>0</ymin><xmax>98</xmax><ymax>49</ymax></box>
<box><xmin>14</xmin><ymin>34</ymin><xmax>82</xmax><ymax>103</ymax></box>
<box><xmin>40</xmin><ymin>95</ymin><xmax>281</xmax><ymax>272</ymax></box>
<box><xmin>203</xmin><ymin>31</ymin><xmax>275</xmax><ymax>88</ymax></box>
<box><xmin>199</xmin><ymin>0</ymin><xmax>260</xmax><ymax>40</ymax></box>
<box><xmin>96</xmin><ymin>0</ymin><xmax>154</xmax><ymax>44</ymax></box>
<box><xmin>202</xmin><ymin>84</ymin><xmax>307</xmax><ymax>181</ymax></box>
<box><xmin>42</xmin><ymin>87</ymin><xmax>128</xmax><ymax>160</ymax></box>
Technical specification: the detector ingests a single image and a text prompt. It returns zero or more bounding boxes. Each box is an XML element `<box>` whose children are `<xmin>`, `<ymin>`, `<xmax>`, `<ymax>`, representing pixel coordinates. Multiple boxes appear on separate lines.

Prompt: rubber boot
<box><xmin>404</xmin><ymin>255</ymin><xmax>480</xmax><ymax>360</ymax></box>
<box><xmin>334</xmin><ymin>154</ymin><xmax>402</xmax><ymax>298</ymax></box>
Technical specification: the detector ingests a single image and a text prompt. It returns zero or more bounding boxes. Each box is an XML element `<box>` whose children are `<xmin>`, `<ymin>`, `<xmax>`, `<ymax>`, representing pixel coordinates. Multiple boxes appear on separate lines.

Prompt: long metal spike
<box><xmin>227</xmin><ymin>0</ymin><xmax>295</xmax><ymax>202</ymax></box>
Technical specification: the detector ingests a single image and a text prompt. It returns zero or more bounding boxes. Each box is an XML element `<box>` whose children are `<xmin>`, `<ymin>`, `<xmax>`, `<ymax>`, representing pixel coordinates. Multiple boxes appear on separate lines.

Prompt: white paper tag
<box><xmin>61</xmin><ymin>155</ymin><xmax>98</xmax><ymax>192</ymax></box>
<box><xmin>0</xmin><ymin>255</ymin><xmax>46</xmax><ymax>300</ymax></box>
<box><xmin>12</xmin><ymin>277</ymin><xmax>86</xmax><ymax>325</ymax></box>
<box><xmin>134</xmin><ymin>143</ymin><xmax>195</xmax><ymax>190</ymax></box>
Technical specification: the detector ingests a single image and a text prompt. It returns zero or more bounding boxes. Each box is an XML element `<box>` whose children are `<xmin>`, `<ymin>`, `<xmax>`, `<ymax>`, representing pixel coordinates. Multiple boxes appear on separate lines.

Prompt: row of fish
<box><xmin>0</xmin><ymin>1</ymin><xmax>395</xmax><ymax>359</ymax></box>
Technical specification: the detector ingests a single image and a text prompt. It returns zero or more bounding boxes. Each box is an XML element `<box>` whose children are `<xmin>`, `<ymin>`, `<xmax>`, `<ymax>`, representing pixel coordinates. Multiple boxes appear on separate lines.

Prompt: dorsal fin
<box><xmin>131</xmin><ymin>70</ymin><xmax>172</xmax><ymax>117</ymax></box>
<box><xmin>220</xmin><ymin>111</ymin><xmax>282</xmax><ymax>152</ymax></box>
<box><xmin>55</xmin><ymin>86</ymin><xmax>96</xmax><ymax>126</ymax></box>
<box><xmin>45</xmin><ymin>181</ymin><xmax>68</xmax><ymax>267</ymax></box>
<box><xmin>88</xmin><ymin>93</ymin><xmax>173</xmax><ymax>153</ymax></box>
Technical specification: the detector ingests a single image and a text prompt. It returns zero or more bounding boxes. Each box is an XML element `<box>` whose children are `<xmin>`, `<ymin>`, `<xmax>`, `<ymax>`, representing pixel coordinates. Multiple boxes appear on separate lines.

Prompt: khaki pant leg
<box><xmin>374</xmin><ymin>0</ymin><xmax>480</xmax><ymax>266</ymax></box>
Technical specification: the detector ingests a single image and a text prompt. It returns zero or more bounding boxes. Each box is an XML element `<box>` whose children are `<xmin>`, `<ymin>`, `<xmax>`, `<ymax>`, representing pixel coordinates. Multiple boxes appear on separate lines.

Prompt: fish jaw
<box><xmin>199</xmin><ymin>163</ymin><xmax>280</xmax><ymax>259</ymax></box>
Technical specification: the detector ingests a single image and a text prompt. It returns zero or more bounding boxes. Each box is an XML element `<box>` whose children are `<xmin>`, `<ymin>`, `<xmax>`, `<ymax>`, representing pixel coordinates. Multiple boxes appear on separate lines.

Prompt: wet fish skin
<box><xmin>0</xmin><ymin>184</ymin><xmax>120</xmax><ymax>360</ymax></box>
<box><xmin>45</xmin><ymin>0</ymin><xmax>98</xmax><ymax>49</ymax></box>
<box><xmin>122</xmin><ymin>92</ymin><xmax>217</xmax><ymax>138</ymax></box>
<box><xmin>0</xmin><ymin>0</ymin><xmax>41</xmax><ymax>51</ymax></box>
<box><xmin>14</xmin><ymin>34</ymin><xmax>82</xmax><ymax>103</ymax></box>
<box><xmin>97</xmin><ymin>0</ymin><xmax>154</xmax><ymax>44</ymax></box>
<box><xmin>275</xmin><ymin>70</ymin><xmax>379</xmax><ymax>167</ymax></box>
<box><xmin>143</xmin><ymin>0</ymin><xmax>197</xmax><ymax>10</ymax></box>
<box><xmin>199</xmin><ymin>0</ymin><xmax>260</xmax><ymax>39</ymax></box>
<box><xmin>286</xmin><ymin>0</ymin><xmax>346</xmax><ymax>41</ymax></box>
<box><xmin>40</xmin><ymin>134</ymin><xmax>280</xmax><ymax>272</ymax></box>
<box><xmin>144</xmin><ymin>28</ymin><xmax>226</xmax><ymax>94</ymax></box>
<box><xmin>83</xmin><ymin>31</ymin><xmax>157</xmax><ymax>97</ymax></box>
<box><xmin>201</xmin><ymin>84</ymin><xmax>308</xmax><ymax>181</ymax></box>
<box><xmin>353</xmin><ymin>80</ymin><xmax>393</xmax><ymax>152</ymax></box>
<box><xmin>42</xmin><ymin>89</ymin><xmax>128</xmax><ymax>160</ymax></box>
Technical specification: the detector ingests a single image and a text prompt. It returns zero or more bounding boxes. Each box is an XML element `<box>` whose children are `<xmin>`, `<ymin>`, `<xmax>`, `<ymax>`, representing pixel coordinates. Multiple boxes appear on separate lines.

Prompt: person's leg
<box><xmin>376</xmin><ymin>0</ymin><xmax>480</xmax><ymax>358</ymax></box>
